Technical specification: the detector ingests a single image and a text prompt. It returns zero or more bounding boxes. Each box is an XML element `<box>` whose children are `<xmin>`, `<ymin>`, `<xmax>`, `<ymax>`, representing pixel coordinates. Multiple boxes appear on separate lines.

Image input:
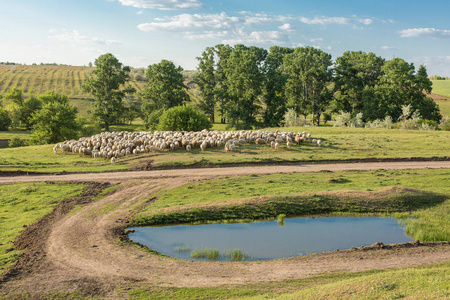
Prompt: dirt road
<box><xmin>1</xmin><ymin>161</ymin><xmax>450</xmax><ymax>298</ymax></box>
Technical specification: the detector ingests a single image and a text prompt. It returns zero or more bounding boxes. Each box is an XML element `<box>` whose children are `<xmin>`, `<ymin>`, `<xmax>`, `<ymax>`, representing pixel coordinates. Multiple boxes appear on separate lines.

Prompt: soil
<box><xmin>0</xmin><ymin>161</ymin><xmax>449</xmax><ymax>299</ymax></box>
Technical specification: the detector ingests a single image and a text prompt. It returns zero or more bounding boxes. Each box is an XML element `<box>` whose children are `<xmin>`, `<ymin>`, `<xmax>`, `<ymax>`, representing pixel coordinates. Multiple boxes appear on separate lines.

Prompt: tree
<box><xmin>196</xmin><ymin>47</ymin><xmax>217</xmax><ymax>122</ymax></box>
<box><xmin>362</xmin><ymin>59</ymin><xmax>441</xmax><ymax>122</ymax></box>
<box><xmin>157</xmin><ymin>104</ymin><xmax>212</xmax><ymax>131</ymax></box>
<box><xmin>140</xmin><ymin>59</ymin><xmax>190</xmax><ymax>129</ymax></box>
<box><xmin>283</xmin><ymin>46</ymin><xmax>333</xmax><ymax>125</ymax></box>
<box><xmin>334</xmin><ymin>51</ymin><xmax>385</xmax><ymax>113</ymax></box>
<box><xmin>263</xmin><ymin>46</ymin><xmax>293</xmax><ymax>127</ymax></box>
<box><xmin>224</xmin><ymin>45</ymin><xmax>267</xmax><ymax>129</ymax></box>
<box><xmin>82</xmin><ymin>53</ymin><xmax>135</xmax><ymax>131</ymax></box>
<box><xmin>4</xmin><ymin>87</ymin><xmax>42</xmax><ymax>129</ymax></box>
<box><xmin>214</xmin><ymin>44</ymin><xmax>233</xmax><ymax>124</ymax></box>
<box><xmin>29</xmin><ymin>91</ymin><xmax>82</xmax><ymax>144</ymax></box>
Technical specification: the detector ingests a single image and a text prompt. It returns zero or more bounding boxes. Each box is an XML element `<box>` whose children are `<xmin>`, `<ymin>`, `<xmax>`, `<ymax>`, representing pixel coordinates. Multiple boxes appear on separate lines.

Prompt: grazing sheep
<box><xmin>316</xmin><ymin>139</ymin><xmax>322</xmax><ymax>147</ymax></box>
<box><xmin>286</xmin><ymin>140</ymin><xmax>291</xmax><ymax>148</ymax></box>
<box><xmin>111</xmin><ymin>157</ymin><xmax>116</xmax><ymax>164</ymax></box>
<box><xmin>186</xmin><ymin>144</ymin><xmax>192</xmax><ymax>152</ymax></box>
<box><xmin>274</xmin><ymin>142</ymin><xmax>279</xmax><ymax>150</ymax></box>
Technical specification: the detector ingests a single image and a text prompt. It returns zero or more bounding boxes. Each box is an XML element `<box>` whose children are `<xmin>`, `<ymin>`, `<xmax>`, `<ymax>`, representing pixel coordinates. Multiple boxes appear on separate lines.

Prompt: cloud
<box><xmin>309</xmin><ymin>37</ymin><xmax>323</xmax><ymax>43</ymax></box>
<box><xmin>222</xmin><ymin>30</ymin><xmax>289</xmax><ymax>46</ymax></box>
<box><xmin>381</xmin><ymin>45</ymin><xmax>397</xmax><ymax>50</ymax></box>
<box><xmin>279</xmin><ymin>23</ymin><xmax>295</xmax><ymax>31</ymax></box>
<box><xmin>116</xmin><ymin>0</ymin><xmax>202</xmax><ymax>10</ymax></box>
<box><xmin>185</xmin><ymin>31</ymin><xmax>229</xmax><ymax>40</ymax></box>
<box><xmin>399</xmin><ymin>28</ymin><xmax>450</xmax><ymax>38</ymax></box>
<box><xmin>52</xmin><ymin>30</ymin><xmax>121</xmax><ymax>46</ymax></box>
<box><xmin>300</xmin><ymin>16</ymin><xmax>350</xmax><ymax>25</ymax></box>
<box><xmin>300</xmin><ymin>15</ymin><xmax>373</xmax><ymax>27</ymax></box>
<box><xmin>137</xmin><ymin>12</ymin><xmax>239</xmax><ymax>31</ymax></box>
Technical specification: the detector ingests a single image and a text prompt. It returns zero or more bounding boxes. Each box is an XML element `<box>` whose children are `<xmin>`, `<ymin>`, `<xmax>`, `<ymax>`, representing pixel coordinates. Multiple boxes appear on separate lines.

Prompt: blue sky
<box><xmin>1</xmin><ymin>0</ymin><xmax>449</xmax><ymax>76</ymax></box>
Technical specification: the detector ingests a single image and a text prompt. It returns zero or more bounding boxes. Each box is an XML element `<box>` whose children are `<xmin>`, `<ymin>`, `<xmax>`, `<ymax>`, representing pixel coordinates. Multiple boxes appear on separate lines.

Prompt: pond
<box><xmin>128</xmin><ymin>216</ymin><xmax>414</xmax><ymax>261</ymax></box>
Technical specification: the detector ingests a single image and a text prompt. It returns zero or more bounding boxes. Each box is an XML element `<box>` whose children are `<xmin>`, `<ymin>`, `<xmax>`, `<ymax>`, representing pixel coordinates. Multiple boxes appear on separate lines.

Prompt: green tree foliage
<box><xmin>0</xmin><ymin>107</ymin><xmax>11</xmax><ymax>131</ymax></box>
<box><xmin>334</xmin><ymin>51</ymin><xmax>385</xmax><ymax>113</ymax></box>
<box><xmin>214</xmin><ymin>44</ymin><xmax>233</xmax><ymax>124</ymax></box>
<box><xmin>82</xmin><ymin>53</ymin><xmax>135</xmax><ymax>131</ymax></box>
<box><xmin>4</xmin><ymin>87</ymin><xmax>42</xmax><ymax>130</ymax></box>
<box><xmin>140</xmin><ymin>60</ymin><xmax>190</xmax><ymax>129</ymax></box>
<box><xmin>263</xmin><ymin>46</ymin><xmax>293</xmax><ymax>127</ymax></box>
<box><xmin>29</xmin><ymin>91</ymin><xmax>81</xmax><ymax>145</ymax></box>
<box><xmin>224</xmin><ymin>45</ymin><xmax>267</xmax><ymax>129</ymax></box>
<box><xmin>283</xmin><ymin>46</ymin><xmax>333</xmax><ymax>125</ymax></box>
<box><xmin>196</xmin><ymin>47</ymin><xmax>217</xmax><ymax>122</ymax></box>
<box><xmin>362</xmin><ymin>58</ymin><xmax>441</xmax><ymax>122</ymax></box>
<box><xmin>157</xmin><ymin>104</ymin><xmax>212</xmax><ymax>131</ymax></box>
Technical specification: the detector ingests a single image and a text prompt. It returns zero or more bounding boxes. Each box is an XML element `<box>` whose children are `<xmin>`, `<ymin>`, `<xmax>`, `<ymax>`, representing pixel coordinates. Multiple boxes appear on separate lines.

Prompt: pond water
<box><xmin>128</xmin><ymin>216</ymin><xmax>414</xmax><ymax>261</ymax></box>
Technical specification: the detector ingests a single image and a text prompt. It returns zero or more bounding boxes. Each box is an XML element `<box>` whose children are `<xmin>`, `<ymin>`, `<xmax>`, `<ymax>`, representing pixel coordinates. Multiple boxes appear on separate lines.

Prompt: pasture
<box><xmin>0</xmin><ymin>127</ymin><xmax>448</xmax><ymax>174</ymax></box>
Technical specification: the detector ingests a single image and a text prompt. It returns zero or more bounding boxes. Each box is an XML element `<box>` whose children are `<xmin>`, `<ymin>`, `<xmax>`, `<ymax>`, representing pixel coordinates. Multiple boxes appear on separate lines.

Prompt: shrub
<box><xmin>157</xmin><ymin>104</ymin><xmax>212</xmax><ymax>131</ymax></box>
<box><xmin>322</xmin><ymin>112</ymin><xmax>332</xmax><ymax>124</ymax></box>
<box><xmin>8</xmin><ymin>137</ymin><xmax>27</xmax><ymax>148</ymax></box>
<box><xmin>334</xmin><ymin>111</ymin><xmax>352</xmax><ymax>127</ymax></box>
<box><xmin>439</xmin><ymin>117</ymin><xmax>450</xmax><ymax>131</ymax></box>
<box><xmin>0</xmin><ymin>107</ymin><xmax>11</xmax><ymax>131</ymax></box>
<box><xmin>283</xmin><ymin>108</ymin><xmax>301</xmax><ymax>127</ymax></box>
<box><xmin>365</xmin><ymin>116</ymin><xmax>393</xmax><ymax>129</ymax></box>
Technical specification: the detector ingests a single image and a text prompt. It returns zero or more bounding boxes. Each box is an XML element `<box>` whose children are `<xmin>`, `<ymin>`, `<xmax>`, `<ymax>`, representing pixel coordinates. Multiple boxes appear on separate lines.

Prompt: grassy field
<box><xmin>0</xmin><ymin>65</ymin><xmax>201</xmax><ymax>119</ymax></box>
<box><xmin>0</xmin><ymin>126</ymin><xmax>449</xmax><ymax>173</ymax></box>
<box><xmin>432</xmin><ymin>80</ymin><xmax>450</xmax><ymax>97</ymax></box>
<box><xmin>0</xmin><ymin>182</ymin><xmax>86</xmax><ymax>276</ymax></box>
<box><xmin>133</xmin><ymin>168</ymin><xmax>450</xmax><ymax>242</ymax></box>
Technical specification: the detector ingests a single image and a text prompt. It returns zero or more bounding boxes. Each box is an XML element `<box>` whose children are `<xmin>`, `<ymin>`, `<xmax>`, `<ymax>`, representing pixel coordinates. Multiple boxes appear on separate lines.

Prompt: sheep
<box><xmin>274</xmin><ymin>142</ymin><xmax>279</xmax><ymax>150</ymax></box>
<box><xmin>186</xmin><ymin>144</ymin><xmax>192</xmax><ymax>152</ymax></box>
<box><xmin>286</xmin><ymin>140</ymin><xmax>291</xmax><ymax>148</ymax></box>
<box><xmin>316</xmin><ymin>139</ymin><xmax>322</xmax><ymax>147</ymax></box>
<box><xmin>111</xmin><ymin>157</ymin><xmax>116</xmax><ymax>164</ymax></box>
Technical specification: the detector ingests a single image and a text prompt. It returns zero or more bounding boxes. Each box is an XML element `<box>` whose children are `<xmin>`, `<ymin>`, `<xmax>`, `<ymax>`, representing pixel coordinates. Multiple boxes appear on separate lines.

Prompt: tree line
<box><xmin>0</xmin><ymin>46</ymin><xmax>444</xmax><ymax>144</ymax></box>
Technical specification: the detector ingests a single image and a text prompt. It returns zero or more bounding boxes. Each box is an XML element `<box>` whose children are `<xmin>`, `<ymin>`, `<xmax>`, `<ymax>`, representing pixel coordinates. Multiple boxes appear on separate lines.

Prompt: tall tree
<box><xmin>214</xmin><ymin>44</ymin><xmax>233</xmax><ymax>124</ymax></box>
<box><xmin>334</xmin><ymin>51</ymin><xmax>385</xmax><ymax>114</ymax></box>
<box><xmin>362</xmin><ymin>59</ymin><xmax>441</xmax><ymax>121</ymax></box>
<box><xmin>283</xmin><ymin>46</ymin><xmax>333</xmax><ymax>125</ymax></box>
<box><xmin>263</xmin><ymin>46</ymin><xmax>293</xmax><ymax>127</ymax></box>
<box><xmin>224</xmin><ymin>45</ymin><xmax>267</xmax><ymax>129</ymax></box>
<box><xmin>82</xmin><ymin>53</ymin><xmax>135</xmax><ymax>131</ymax></box>
<box><xmin>4</xmin><ymin>87</ymin><xmax>41</xmax><ymax>129</ymax></box>
<box><xmin>29</xmin><ymin>91</ymin><xmax>81</xmax><ymax>144</ymax></box>
<box><xmin>140</xmin><ymin>59</ymin><xmax>190</xmax><ymax>129</ymax></box>
<box><xmin>196</xmin><ymin>47</ymin><xmax>216</xmax><ymax>122</ymax></box>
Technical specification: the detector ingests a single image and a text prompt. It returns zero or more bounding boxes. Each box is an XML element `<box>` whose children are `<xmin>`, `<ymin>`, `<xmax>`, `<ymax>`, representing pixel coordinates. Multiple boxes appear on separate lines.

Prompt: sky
<box><xmin>0</xmin><ymin>0</ymin><xmax>449</xmax><ymax>76</ymax></box>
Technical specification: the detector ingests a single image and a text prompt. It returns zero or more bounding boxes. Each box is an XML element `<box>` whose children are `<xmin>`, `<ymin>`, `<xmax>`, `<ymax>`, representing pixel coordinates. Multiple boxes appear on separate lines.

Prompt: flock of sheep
<box><xmin>53</xmin><ymin>129</ymin><xmax>322</xmax><ymax>164</ymax></box>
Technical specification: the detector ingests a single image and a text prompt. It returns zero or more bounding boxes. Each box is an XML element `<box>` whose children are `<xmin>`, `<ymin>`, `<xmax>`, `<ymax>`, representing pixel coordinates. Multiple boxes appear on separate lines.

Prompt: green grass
<box><xmin>133</xmin><ymin>168</ymin><xmax>450</xmax><ymax>242</ymax></box>
<box><xmin>120</xmin><ymin>262</ymin><xmax>449</xmax><ymax>300</ymax></box>
<box><xmin>190</xmin><ymin>248</ymin><xmax>220</xmax><ymax>261</ymax></box>
<box><xmin>0</xmin><ymin>182</ymin><xmax>86</xmax><ymax>276</ymax></box>
<box><xmin>432</xmin><ymin>80</ymin><xmax>450</xmax><ymax>97</ymax></box>
<box><xmin>1</xmin><ymin>126</ymin><xmax>447</xmax><ymax>174</ymax></box>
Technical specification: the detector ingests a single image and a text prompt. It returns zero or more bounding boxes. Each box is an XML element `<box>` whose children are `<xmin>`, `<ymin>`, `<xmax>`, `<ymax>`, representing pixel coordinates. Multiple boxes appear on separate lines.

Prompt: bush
<box><xmin>334</xmin><ymin>111</ymin><xmax>352</xmax><ymax>127</ymax></box>
<box><xmin>8</xmin><ymin>137</ymin><xmax>27</xmax><ymax>148</ymax></box>
<box><xmin>365</xmin><ymin>116</ymin><xmax>393</xmax><ymax>129</ymax></box>
<box><xmin>283</xmin><ymin>108</ymin><xmax>301</xmax><ymax>127</ymax></box>
<box><xmin>0</xmin><ymin>107</ymin><xmax>11</xmax><ymax>131</ymax></box>
<box><xmin>439</xmin><ymin>117</ymin><xmax>450</xmax><ymax>131</ymax></box>
<box><xmin>157</xmin><ymin>105</ymin><xmax>212</xmax><ymax>131</ymax></box>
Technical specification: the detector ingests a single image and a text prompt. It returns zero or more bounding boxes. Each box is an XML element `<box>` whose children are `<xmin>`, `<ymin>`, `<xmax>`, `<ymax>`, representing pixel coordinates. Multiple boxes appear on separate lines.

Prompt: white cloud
<box><xmin>222</xmin><ymin>30</ymin><xmax>289</xmax><ymax>46</ymax></box>
<box><xmin>137</xmin><ymin>12</ymin><xmax>239</xmax><ymax>31</ymax></box>
<box><xmin>300</xmin><ymin>16</ymin><xmax>350</xmax><ymax>25</ymax></box>
<box><xmin>116</xmin><ymin>0</ymin><xmax>202</xmax><ymax>10</ymax></box>
<box><xmin>381</xmin><ymin>45</ymin><xmax>397</xmax><ymax>50</ymax></box>
<box><xmin>359</xmin><ymin>18</ymin><xmax>373</xmax><ymax>25</ymax></box>
<box><xmin>300</xmin><ymin>15</ymin><xmax>373</xmax><ymax>27</ymax></box>
<box><xmin>185</xmin><ymin>31</ymin><xmax>229</xmax><ymax>40</ymax></box>
<box><xmin>279</xmin><ymin>23</ymin><xmax>295</xmax><ymax>31</ymax></box>
<box><xmin>399</xmin><ymin>28</ymin><xmax>450</xmax><ymax>38</ymax></box>
<box><xmin>52</xmin><ymin>30</ymin><xmax>121</xmax><ymax>46</ymax></box>
<box><xmin>309</xmin><ymin>37</ymin><xmax>323</xmax><ymax>43</ymax></box>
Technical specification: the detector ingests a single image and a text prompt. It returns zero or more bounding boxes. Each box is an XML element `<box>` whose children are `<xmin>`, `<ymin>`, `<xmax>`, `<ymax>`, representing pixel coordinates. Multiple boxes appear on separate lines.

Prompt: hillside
<box><xmin>0</xmin><ymin>65</ymin><xmax>200</xmax><ymax>118</ymax></box>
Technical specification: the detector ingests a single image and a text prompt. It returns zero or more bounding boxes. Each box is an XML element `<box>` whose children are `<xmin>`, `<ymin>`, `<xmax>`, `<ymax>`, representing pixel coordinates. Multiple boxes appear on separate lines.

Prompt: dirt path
<box><xmin>1</xmin><ymin>161</ymin><xmax>450</xmax><ymax>298</ymax></box>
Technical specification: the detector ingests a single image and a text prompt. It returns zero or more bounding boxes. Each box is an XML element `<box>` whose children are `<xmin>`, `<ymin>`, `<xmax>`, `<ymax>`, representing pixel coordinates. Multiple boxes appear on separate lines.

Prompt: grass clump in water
<box><xmin>173</xmin><ymin>244</ymin><xmax>190</xmax><ymax>253</ymax></box>
<box><xmin>223</xmin><ymin>249</ymin><xmax>252</xmax><ymax>261</ymax></box>
<box><xmin>190</xmin><ymin>248</ymin><xmax>220</xmax><ymax>261</ymax></box>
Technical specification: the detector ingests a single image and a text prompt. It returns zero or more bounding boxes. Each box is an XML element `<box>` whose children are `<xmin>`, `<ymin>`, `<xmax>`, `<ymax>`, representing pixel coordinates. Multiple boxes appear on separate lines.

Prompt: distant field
<box><xmin>0</xmin><ymin>65</ymin><xmax>201</xmax><ymax>118</ymax></box>
<box><xmin>432</xmin><ymin>80</ymin><xmax>450</xmax><ymax>97</ymax></box>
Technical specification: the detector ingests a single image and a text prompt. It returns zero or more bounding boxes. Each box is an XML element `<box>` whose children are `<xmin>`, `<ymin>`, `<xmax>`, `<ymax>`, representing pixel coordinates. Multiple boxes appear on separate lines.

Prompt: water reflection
<box><xmin>128</xmin><ymin>216</ymin><xmax>413</xmax><ymax>261</ymax></box>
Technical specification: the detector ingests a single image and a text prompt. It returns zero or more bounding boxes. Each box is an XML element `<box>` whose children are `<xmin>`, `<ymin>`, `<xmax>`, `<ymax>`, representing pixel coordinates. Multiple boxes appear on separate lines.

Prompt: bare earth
<box><xmin>1</xmin><ymin>161</ymin><xmax>450</xmax><ymax>298</ymax></box>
